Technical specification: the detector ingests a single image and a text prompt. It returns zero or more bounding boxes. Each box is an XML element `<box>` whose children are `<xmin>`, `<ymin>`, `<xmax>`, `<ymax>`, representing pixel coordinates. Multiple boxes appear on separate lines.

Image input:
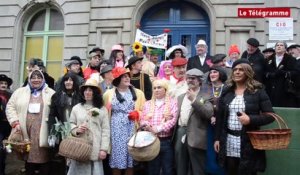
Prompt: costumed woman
<box><xmin>157</xmin><ymin>60</ymin><xmax>173</xmax><ymax>80</ymax></box>
<box><xmin>140</xmin><ymin>79</ymin><xmax>178</xmax><ymax>175</ymax></box>
<box><xmin>109</xmin><ymin>44</ymin><xmax>126</xmax><ymax>68</ymax></box>
<box><xmin>103</xmin><ymin>67</ymin><xmax>145</xmax><ymax>175</ymax></box>
<box><xmin>6</xmin><ymin>69</ymin><xmax>55</xmax><ymax>175</ymax></box>
<box><xmin>67</xmin><ymin>79</ymin><xmax>110</xmax><ymax>175</ymax></box>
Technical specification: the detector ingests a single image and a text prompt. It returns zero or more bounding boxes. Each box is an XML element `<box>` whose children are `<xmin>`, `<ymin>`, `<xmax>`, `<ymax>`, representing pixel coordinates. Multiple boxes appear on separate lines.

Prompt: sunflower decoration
<box><xmin>132</xmin><ymin>41</ymin><xmax>143</xmax><ymax>53</ymax></box>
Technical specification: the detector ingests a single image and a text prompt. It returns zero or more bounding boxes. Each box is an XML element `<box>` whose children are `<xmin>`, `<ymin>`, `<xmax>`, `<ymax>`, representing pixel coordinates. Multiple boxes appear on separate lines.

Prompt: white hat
<box><xmin>165</xmin><ymin>44</ymin><xmax>188</xmax><ymax>57</ymax></box>
<box><xmin>196</xmin><ymin>39</ymin><xmax>207</xmax><ymax>46</ymax></box>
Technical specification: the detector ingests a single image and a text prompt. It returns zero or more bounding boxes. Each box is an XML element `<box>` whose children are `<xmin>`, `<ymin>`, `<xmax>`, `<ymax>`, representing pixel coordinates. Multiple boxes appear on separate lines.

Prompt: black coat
<box><xmin>264</xmin><ymin>53</ymin><xmax>297</xmax><ymax>107</ymax></box>
<box><xmin>215</xmin><ymin>87</ymin><xmax>274</xmax><ymax>174</ymax></box>
<box><xmin>187</xmin><ymin>55</ymin><xmax>212</xmax><ymax>73</ymax></box>
<box><xmin>241</xmin><ymin>49</ymin><xmax>266</xmax><ymax>83</ymax></box>
<box><xmin>130</xmin><ymin>72</ymin><xmax>152</xmax><ymax>100</ymax></box>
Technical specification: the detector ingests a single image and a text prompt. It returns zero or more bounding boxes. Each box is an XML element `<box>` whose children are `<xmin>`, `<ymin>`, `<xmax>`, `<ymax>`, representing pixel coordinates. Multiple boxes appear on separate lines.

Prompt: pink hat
<box><xmin>228</xmin><ymin>44</ymin><xmax>240</xmax><ymax>55</ymax></box>
<box><xmin>111</xmin><ymin>45</ymin><xmax>124</xmax><ymax>52</ymax></box>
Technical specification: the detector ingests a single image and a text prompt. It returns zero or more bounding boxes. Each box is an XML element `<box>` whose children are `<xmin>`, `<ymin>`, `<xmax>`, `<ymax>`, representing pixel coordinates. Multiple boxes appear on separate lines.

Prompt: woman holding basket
<box><xmin>214</xmin><ymin>59</ymin><xmax>274</xmax><ymax>175</ymax></box>
<box><xmin>103</xmin><ymin>67</ymin><xmax>145</xmax><ymax>175</ymax></box>
<box><xmin>140</xmin><ymin>79</ymin><xmax>178</xmax><ymax>175</ymax></box>
<box><xmin>67</xmin><ymin>79</ymin><xmax>110</xmax><ymax>175</ymax></box>
<box><xmin>6</xmin><ymin>69</ymin><xmax>55</xmax><ymax>175</ymax></box>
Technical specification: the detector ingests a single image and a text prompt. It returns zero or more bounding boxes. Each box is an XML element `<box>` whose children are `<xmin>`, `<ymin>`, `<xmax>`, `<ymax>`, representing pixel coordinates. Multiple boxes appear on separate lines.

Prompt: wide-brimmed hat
<box><xmin>80</xmin><ymin>78</ymin><xmax>102</xmax><ymax>94</ymax></box>
<box><xmin>0</xmin><ymin>74</ymin><xmax>13</xmax><ymax>87</ymax></box>
<box><xmin>111</xmin><ymin>67</ymin><xmax>130</xmax><ymax>86</ymax></box>
<box><xmin>165</xmin><ymin>44</ymin><xmax>188</xmax><ymax>58</ymax></box>
<box><xmin>89</xmin><ymin>47</ymin><xmax>105</xmax><ymax>55</ymax></box>
<box><xmin>125</xmin><ymin>56</ymin><xmax>143</xmax><ymax>68</ymax></box>
<box><xmin>100</xmin><ymin>65</ymin><xmax>113</xmax><ymax>75</ymax></box>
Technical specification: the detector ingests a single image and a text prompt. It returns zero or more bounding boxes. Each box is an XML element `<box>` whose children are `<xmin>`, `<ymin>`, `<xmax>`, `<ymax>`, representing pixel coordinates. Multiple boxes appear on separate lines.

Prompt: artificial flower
<box><xmin>132</xmin><ymin>41</ymin><xmax>143</xmax><ymax>53</ymax></box>
<box><xmin>128</xmin><ymin>110</ymin><xmax>140</xmax><ymax>121</ymax></box>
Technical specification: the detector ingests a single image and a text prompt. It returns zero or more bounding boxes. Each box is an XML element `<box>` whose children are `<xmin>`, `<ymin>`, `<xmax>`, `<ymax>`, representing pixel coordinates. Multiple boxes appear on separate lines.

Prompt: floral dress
<box><xmin>109</xmin><ymin>90</ymin><xmax>135</xmax><ymax>169</ymax></box>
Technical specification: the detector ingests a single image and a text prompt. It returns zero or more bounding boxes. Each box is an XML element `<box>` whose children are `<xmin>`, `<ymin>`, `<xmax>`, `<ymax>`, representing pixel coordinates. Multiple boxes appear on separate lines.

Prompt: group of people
<box><xmin>0</xmin><ymin>38</ymin><xmax>299</xmax><ymax>175</ymax></box>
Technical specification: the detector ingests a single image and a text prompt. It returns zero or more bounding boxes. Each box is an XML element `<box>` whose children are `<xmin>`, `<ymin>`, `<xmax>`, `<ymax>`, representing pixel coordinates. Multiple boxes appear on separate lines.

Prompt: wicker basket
<box><xmin>128</xmin><ymin>131</ymin><xmax>160</xmax><ymax>161</ymax></box>
<box><xmin>2</xmin><ymin>131</ymin><xmax>30</xmax><ymax>161</ymax></box>
<box><xmin>58</xmin><ymin>129</ymin><xmax>92</xmax><ymax>162</ymax></box>
<box><xmin>247</xmin><ymin>112</ymin><xmax>291</xmax><ymax>150</ymax></box>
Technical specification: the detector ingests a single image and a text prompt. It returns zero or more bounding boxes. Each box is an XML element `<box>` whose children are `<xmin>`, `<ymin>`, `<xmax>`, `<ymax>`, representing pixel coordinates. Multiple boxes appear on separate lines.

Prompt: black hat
<box><xmin>65</xmin><ymin>59</ymin><xmax>80</xmax><ymax>67</ymax></box>
<box><xmin>262</xmin><ymin>48</ymin><xmax>275</xmax><ymax>53</ymax></box>
<box><xmin>28</xmin><ymin>58</ymin><xmax>45</xmax><ymax>68</ymax></box>
<box><xmin>247</xmin><ymin>38</ymin><xmax>259</xmax><ymax>47</ymax></box>
<box><xmin>70</xmin><ymin>56</ymin><xmax>83</xmax><ymax>66</ymax></box>
<box><xmin>209</xmin><ymin>66</ymin><xmax>227</xmax><ymax>83</ymax></box>
<box><xmin>212</xmin><ymin>54</ymin><xmax>226</xmax><ymax>64</ymax></box>
<box><xmin>232</xmin><ymin>59</ymin><xmax>251</xmax><ymax>69</ymax></box>
<box><xmin>287</xmin><ymin>44</ymin><xmax>300</xmax><ymax>51</ymax></box>
<box><xmin>100</xmin><ymin>65</ymin><xmax>113</xmax><ymax>75</ymax></box>
<box><xmin>0</xmin><ymin>74</ymin><xmax>13</xmax><ymax>87</ymax></box>
<box><xmin>125</xmin><ymin>56</ymin><xmax>143</xmax><ymax>68</ymax></box>
<box><xmin>89</xmin><ymin>47</ymin><xmax>105</xmax><ymax>55</ymax></box>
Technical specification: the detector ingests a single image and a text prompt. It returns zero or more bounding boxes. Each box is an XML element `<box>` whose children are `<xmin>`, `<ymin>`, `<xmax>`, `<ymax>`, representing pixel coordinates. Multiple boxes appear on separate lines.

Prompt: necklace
<box><xmin>212</xmin><ymin>84</ymin><xmax>224</xmax><ymax>98</ymax></box>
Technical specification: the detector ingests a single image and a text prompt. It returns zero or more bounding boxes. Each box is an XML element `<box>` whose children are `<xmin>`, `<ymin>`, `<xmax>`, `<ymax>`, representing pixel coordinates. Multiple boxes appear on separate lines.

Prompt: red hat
<box><xmin>228</xmin><ymin>45</ymin><xmax>240</xmax><ymax>56</ymax></box>
<box><xmin>112</xmin><ymin>67</ymin><xmax>130</xmax><ymax>87</ymax></box>
<box><xmin>171</xmin><ymin>57</ymin><xmax>187</xmax><ymax>67</ymax></box>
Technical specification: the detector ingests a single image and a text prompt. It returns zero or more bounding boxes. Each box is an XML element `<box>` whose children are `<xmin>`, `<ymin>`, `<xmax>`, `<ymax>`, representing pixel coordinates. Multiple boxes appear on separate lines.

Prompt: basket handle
<box><xmin>8</xmin><ymin>129</ymin><xmax>24</xmax><ymax>142</ymax></box>
<box><xmin>262</xmin><ymin>112</ymin><xmax>288</xmax><ymax>129</ymax></box>
<box><xmin>131</xmin><ymin>125</ymin><xmax>147</xmax><ymax>148</ymax></box>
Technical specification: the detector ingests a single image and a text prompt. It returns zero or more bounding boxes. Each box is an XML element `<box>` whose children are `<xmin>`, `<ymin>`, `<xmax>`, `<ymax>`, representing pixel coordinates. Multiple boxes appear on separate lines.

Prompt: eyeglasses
<box><xmin>153</xmin><ymin>86</ymin><xmax>163</xmax><ymax>90</ymax></box>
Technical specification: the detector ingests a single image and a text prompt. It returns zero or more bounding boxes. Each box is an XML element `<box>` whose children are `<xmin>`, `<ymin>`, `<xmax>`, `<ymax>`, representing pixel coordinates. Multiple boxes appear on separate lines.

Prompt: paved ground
<box><xmin>5</xmin><ymin>153</ymin><xmax>24</xmax><ymax>175</ymax></box>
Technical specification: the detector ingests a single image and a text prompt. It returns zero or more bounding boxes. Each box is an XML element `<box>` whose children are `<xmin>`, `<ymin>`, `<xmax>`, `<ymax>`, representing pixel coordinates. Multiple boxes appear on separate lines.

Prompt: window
<box><xmin>21</xmin><ymin>8</ymin><xmax>64</xmax><ymax>82</ymax></box>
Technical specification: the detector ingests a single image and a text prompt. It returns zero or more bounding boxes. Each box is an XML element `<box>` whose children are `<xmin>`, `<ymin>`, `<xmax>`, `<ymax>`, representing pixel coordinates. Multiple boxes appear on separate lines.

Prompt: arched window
<box><xmin>21</xmin><ymin>8</ymin><xmax>64</xmax><ymax>82</ymax></box>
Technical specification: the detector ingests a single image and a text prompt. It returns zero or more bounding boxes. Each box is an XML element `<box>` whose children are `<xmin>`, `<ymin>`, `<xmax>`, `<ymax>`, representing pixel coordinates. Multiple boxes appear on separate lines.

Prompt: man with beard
<box><xmin>241</xmin><ymin>38</ymin><xmax>266</xmax><ymax>83</ymax></box>
<box><xmin>0</xmin><ymin>74</ymin><xmax>13</xmax><ymax>175</ymax></box>
<box><xmin>168</xmin><ymin>57</ymin><xmax>189</xmax><ymax>98</ymax></box>
<box><xmin>173</xmin><ymin>68</ymin><xmax>213</xmax><ymax>175</ymax></box>
<box><xmin>265</xmin><ymin>41</ymin><xmax>297</xmax><ymax>107</ymax></box>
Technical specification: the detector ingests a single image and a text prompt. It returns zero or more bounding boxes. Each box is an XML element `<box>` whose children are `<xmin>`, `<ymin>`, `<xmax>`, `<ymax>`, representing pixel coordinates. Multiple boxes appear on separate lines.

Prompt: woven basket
<box><xmin>247</xmin><ymin>112</ymin><xmax>291</xmax><ymax>150</ymax></box>
<box><xmin>2</xmin><ymin>131</ymin><xmax>30</xmax><ymax>161</ymax></box>
<box><xmin>58</xmin><ymin>129</ymin><xmax>92</xmax><ymax>162</ymax></box>
<box><xmin>128</xmin><ymin>130</ymin><xmax>160</xmax><ymax>161</ymax></box>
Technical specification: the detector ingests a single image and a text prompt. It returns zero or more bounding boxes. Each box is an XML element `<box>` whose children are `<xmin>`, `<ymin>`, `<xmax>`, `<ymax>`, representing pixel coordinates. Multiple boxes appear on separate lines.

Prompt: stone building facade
<box><xmin>0</xmin><ymin>0</ymin><xmax>299</xmax><ymax>88</ymax></box>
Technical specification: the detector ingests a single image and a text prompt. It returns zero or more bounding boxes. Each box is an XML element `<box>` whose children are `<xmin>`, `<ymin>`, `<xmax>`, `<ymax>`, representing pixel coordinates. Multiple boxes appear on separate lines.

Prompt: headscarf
<box><xmin>157</xmin><ymin>60</ymin><xmax>173</xmax><ymax>79</ymax></box>
<box><xmin>28</xmin><ymin>69</ymin><xmax>46</xmax><ymax>95</ymax></box>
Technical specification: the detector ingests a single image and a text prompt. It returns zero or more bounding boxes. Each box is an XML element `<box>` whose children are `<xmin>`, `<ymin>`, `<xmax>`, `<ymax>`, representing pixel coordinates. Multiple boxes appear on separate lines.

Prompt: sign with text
<box><xmin>269</xmin><ymin>18</ymin><xmax>293</xmax><ymax>40</ymax></box>
<box><xmin>238</xmin><ymin>8</ymin><xmax>290</xmax><ymax>18</ymax></box>
<box><xmin>135</xmin><ymin>29</ymin><xmax>168</xmax><ymax>49</ymax></box>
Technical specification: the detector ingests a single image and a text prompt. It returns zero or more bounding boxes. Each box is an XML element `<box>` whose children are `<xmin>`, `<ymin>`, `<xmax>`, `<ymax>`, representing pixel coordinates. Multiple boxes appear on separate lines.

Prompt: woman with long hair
<box><xmin>140</xmin><ymin>79</ymin><xmax>177</xmax><ymax>175</ymax></box>
<box><xmin>6</xmin><ymin>69</ymin><xmax>55</xmax><ymax>175</ymax></box>
<box><xmin>103</xmin><ymin>67</ymin><xmax>145</xmax><ymax>175</ymax></box>
<box><xmin>108</xmin><ymin>45</ymin><xmax>126</xmax><ymax>68</ymax></box>
<box><xmin>67</xmin><ymin>79</ymin><xmax>110</xmax><ymax>175</ymax></box>
<box><xmin>214</xmin><ymin>60</ymin><xmax>274</xmax><ymax>175</ymax></box>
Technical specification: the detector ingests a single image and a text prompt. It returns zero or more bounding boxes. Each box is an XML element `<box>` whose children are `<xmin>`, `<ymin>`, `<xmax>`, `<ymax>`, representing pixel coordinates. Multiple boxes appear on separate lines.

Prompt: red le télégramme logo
<box><xmin>238</xmin><ymin>8</ymin><xmax>290</xmax><ymax>18</ymax></box>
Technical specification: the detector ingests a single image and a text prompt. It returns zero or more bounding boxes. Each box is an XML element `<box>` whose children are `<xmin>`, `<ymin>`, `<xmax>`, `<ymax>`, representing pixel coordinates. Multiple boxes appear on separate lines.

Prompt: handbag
<box><xmin>127</xmin><ymin>127</ymin><xmax>160</xmax><ymax>161</ymax></box>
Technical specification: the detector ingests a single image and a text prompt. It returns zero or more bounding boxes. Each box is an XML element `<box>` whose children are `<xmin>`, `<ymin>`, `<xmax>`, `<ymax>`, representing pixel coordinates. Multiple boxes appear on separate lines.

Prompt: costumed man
<box><xmin>174</xmin><ymin>68</ymin><xmax>214</xmax><ymax>175</ymax></box>
<box><xmin>132</xmin><ymin>42</ymin><xmax>156</xmax><ymax>82</ymax></box>
<box><xmin>265</xmin><ymin>41</ymin><xmax>298</xmax><ymax>107</ymax></box>
<box><xmin>0</xmin><ymin>74</ymin><xmax>13</xmax><ymax>175</ymax></box>
<box><xmin>149</xmin><ymin>48</ymin><xmax>164</xmax><ymax>77</ymax></box>
<box><xmin>187</xmin><ymin>39</ymin><xmax>212</xmax><ymax>73</ymax></box>
<box><xmin>23</xmin><ymin>58</ymin><xmax>55</xmax><ymax>89</ymax></box>
<box><xmin>226</xmin><ymin>44</ymin><xmax>240</xmax><ymax>68</ymax></box>
<box><xmin>100</xmin><ymin>65</ymin><xmax>114</xmax><ymax>94</ymax></box>
<box><xmin>83</xmin><ymin>52</ymin><xmax>101</xmax><ymax>80</ymax></box>
<box><xmin>126</xmin><ymin>56</ymin><xmax>153</xmax><ymax>100</ymax></box>
<box><xmin>168</xmin><ymin>57</ymin><xmax>188</xmax><ymax>98</ymax></box>
<box><xmin>262</xmin><ymin>48</ymin><xmax>275</xmax><ymax>59</ymax></box>
<box><xmin>55</xmin><ymin>59</ymin><xmax>85</xmax><ymax>91</ymax></box>
<box><xmin>241</xmin><ymin>38</ymin><xmax>266</xmax><ymax>83</ymax></box>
